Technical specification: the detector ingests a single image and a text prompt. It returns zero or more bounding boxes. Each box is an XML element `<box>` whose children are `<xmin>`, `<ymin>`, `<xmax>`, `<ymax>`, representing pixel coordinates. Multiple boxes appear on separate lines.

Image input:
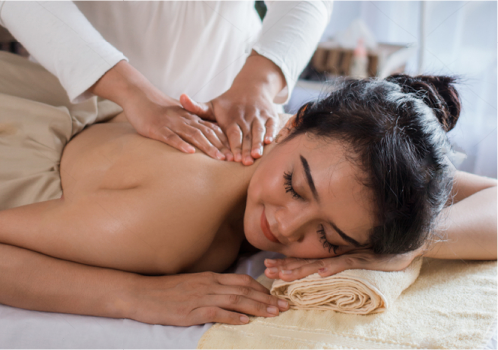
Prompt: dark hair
<box><xmin>285</xmin><ymin>74</ymin><xmax>461</xmax><ymax>255</ymax></box>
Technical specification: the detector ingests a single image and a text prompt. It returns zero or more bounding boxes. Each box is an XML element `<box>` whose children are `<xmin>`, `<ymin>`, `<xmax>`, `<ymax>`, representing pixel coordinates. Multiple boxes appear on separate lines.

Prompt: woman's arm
<box><xmin>0</xmin><ymin>242</ymin><xmax>288</xmax><ymax>326</ymax></box>
<box><xmin>180</xmin><ymin>0</ymin><xmax>335</xmax><ymax>164</ymax></box>
<box><xmin>422</xmin><ymin>171</ymin><xmax>497</xmax><ymax>260</ymax></box>
<box><xmin>0</xmin><ymin>241</ymin><xmax>134</xmax><ymax>319</ymax></box>
<box><xmin>0</xmin><ymin>2</ymin><xmax>231</xmax><ymax>159</ymax></box>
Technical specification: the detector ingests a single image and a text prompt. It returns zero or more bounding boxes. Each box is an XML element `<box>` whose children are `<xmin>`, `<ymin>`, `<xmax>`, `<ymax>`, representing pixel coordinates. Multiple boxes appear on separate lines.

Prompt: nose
<box><xmin>273</xmin><ymin>207</ymin><xmax>310</xmax><ymax>244</ymax></box>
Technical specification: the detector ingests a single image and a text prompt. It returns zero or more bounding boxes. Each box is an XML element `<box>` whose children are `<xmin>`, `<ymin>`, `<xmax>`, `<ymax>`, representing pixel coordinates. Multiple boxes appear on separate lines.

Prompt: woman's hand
<box><xmin>129</xmin><ymin>271</ymin><xmax>289</xmax><ymax>326</ymax></box>
<box><xmin>122</xmin><ymin>93</ymin><xmax>233</xmax><ymax>161</ymax></box>
<box><xmin>179</xmin><ymin>89</ymin><xmax>278</xmax><ymax>165</ymax></box>
<box><xmin>263</xmin><ymin>247</ymin><xmax>424</xmax><ymax>282</ymax></box>
<box><xmin>179</xmin><ymin>50</ymin><xmax>286</xmax><ymax>166</ymax></box>
<box><xmin>88</xmin><ymin>60</ymin><xmax>233</xmax><ymax>161</ymax></box>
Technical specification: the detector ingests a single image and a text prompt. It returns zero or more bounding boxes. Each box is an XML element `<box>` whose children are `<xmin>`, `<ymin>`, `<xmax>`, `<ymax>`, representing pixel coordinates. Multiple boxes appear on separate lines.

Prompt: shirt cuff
<box><xmin>252</xmin><ymin>1</ymin><xmax>333</xmax><ymax>105</ymax></box>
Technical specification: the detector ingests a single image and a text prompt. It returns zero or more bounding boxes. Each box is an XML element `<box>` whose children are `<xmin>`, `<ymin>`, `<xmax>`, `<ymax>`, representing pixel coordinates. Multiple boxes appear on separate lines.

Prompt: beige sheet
<box><xmin>0</xmin><ymin>51</ymin><xmax>121</xmax><ymax>211</ymax></box>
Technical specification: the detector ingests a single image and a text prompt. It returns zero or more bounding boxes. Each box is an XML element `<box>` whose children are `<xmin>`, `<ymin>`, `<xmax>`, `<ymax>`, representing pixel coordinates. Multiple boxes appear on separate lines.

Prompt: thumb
<box><xmin>180</xmin><ymin>94</ymin><xmax>215</xmax><ymax>121</ymax></box>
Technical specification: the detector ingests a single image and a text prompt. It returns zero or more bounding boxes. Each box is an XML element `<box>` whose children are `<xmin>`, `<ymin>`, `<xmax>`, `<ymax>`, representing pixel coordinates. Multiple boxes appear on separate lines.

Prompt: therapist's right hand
<box><xmin>88</xmin><ymin>60</ymin><xmax>233</xmax><ymax>161</ymax></box>
<box><xmin>128</xmin><ymin>272</ymin><xmax>289</xmax><ymax>326</ymax></box>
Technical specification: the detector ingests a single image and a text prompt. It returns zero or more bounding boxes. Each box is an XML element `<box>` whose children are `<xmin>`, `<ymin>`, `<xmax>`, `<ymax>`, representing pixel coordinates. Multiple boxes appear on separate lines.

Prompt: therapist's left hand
<box><xmin>179</xmin><ymin>50</ymin><xmax>286</xmax><ymax>166</ymax></box>
<box><xmin>263</xmin><ymin>247</ymin><xmax>424</xmax><ymax>282</ymax></box>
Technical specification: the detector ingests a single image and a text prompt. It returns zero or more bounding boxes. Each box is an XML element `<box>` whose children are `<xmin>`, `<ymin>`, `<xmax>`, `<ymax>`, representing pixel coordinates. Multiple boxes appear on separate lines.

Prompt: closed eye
<box><xmin>318</xmin><ymin>224</ymin><xmax>339</xmax><ymax>254</ymax></box>
<box><xmin>283</xmin><ymin>171</ymin><xmax>304</xmax><ymax>201</ymax></box>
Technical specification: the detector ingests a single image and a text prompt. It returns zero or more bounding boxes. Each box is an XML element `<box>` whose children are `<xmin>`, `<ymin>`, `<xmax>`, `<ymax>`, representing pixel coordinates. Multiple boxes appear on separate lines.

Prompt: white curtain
<box><xmin>288</xmin><ymin>1</ymin><xmax>497</xmax><ymax>178</ymax></box>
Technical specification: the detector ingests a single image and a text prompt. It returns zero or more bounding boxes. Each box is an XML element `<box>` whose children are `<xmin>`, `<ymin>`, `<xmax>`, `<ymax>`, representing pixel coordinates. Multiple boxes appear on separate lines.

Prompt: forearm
<box><xmin>87</xmin><ymin>60</ymin><xmax>176</xmax><ymax>109</ymax></box>
<box><xmin>0</xmin><ymin>242</ymin><xmax>137</xmax><ymax>319</ymax></box>
<box><xmin>423</xmin><ymin>186</ymin><xmax>497</xmax><ymax>260</ymax></box>
<box><xmin>232</xmin><ymin>50</ymin><xmax>286</xmax><ymax>102</ymax></box>
<box><xmin>251</xmin><ymin>1</ymin><xmax>334</xmax><ymax>104</ymax></box>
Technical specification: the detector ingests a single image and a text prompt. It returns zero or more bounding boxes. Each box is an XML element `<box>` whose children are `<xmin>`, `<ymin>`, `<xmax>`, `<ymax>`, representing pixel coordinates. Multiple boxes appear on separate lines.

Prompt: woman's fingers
<box><xmin>264</xmin><ymin>258</ymin><xmax>318</xmax><ymax>270</ymax></box>
<box><xmin>154</xmin><ymin>127</ymin><xmax>196</xmax><ymax>153</ymax></box>
<box><xmin>215</xmin><ymin>272</ymin><xmax>269</xmax><ymax>294</ymax></box>
<box><xmin>199</xmin><ymin>120</ymin><xmax>233</xmax><ymax>161</ymax></box>
<box><xmin>264</xmin><ymin>117</ymin><xmax>276</xmax><ymax>144</ymax></box>
<box><xmin>176</xmin><ymin>124</ymin><xmax>225</xmax><ymax>160</ymax></box>
<box><xmin>265</xmin><ymin>259</ymin><xmax>326</xmax><ymax>282</ymax></box>
<box><xmin>225</xmin><ymin>124</ymin><xmax>244</xmax><ymax>163</ymax></box>
<box><xmin>200</xmin><ymin>294</ymin><xmax>284</xmax><ymax>318</ymax></box>
<box><xmin>193</xmin><ymin>121</ymin><xmax>232</xmax><ymax>160</ymax></box>
<box><xmin>250</xmin><ymin>118</ymin><xmax>265</xmax><ymax>160</ymax></box>
<box><xmin>213</xmin><ymin>284</ymin><xmax>288</xmax><ymax>312</ymax></box>
<box><xmin>264</xmin><ymin>255</ymin><xmax>368</xmax><ymax>281</ymax></box>
<box><xmin>240</xmin><ymin>123</ymin><xmax>254</xmax><ymax>165</ymax></box>
<box><xmin>188</xmin><ymin>306</ymin><xmax>250</xmax><ymax>326</ymax></box>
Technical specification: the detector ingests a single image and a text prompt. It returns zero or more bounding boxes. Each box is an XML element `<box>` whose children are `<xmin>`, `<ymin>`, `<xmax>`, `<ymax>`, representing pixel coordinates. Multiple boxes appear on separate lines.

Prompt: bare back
<box><xmin>1</xmin><ymin>113</ymin><xmax>259</xmax><ymax>275</ymax></box>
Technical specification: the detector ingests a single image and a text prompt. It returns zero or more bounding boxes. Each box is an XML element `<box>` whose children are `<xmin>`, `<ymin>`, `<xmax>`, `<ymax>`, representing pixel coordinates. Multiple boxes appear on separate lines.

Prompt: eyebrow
<box><xmin>299</xmin><ymin>154</ymin><xmax>368</xmax><ymax>248</ymax></box>
<box><xmin>300</xmin><ymin>155</ymin><xmax>319</xmax><ymax>202</ymax></box>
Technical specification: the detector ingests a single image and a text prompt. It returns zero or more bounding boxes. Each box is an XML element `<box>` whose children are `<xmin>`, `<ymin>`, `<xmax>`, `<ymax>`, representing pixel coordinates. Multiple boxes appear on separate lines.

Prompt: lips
<box><xmin>261</xmin><ymin>209</ymin><xmax>280</xmax><ymax>243</ymax></box>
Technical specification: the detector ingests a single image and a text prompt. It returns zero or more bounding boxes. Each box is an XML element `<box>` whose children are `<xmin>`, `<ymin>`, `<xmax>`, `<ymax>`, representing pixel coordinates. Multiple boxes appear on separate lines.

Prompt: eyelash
<box><xmin>283</xmin><ymin>171</ymin><xmax>339</xmax><ymax>255</ymax></box>
<box><xmin>283</xmin><ymin>171</ymin><xmax>303</xmax><ymax>200</ymax></box>
<box><xmin>318</xmin><ymin>225</ymin><xmax>339</xmax><ymax>255</ymax></box>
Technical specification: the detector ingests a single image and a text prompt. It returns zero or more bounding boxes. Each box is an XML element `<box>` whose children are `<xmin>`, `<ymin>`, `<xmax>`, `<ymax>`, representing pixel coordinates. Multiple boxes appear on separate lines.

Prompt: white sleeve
<box><xmin>0</xmin><ymin>1</ymin><xmax>128</xmax><ymax>103</ymax></box>
<box><xmin>252</xmin><ymin>1</ymin><xmax>333</xmax><ymax>105</ymax></box>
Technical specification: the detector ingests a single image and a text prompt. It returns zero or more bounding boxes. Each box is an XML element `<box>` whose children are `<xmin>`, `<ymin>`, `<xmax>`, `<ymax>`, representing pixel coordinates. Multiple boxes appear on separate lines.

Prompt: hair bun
<box><xmin>385</xmin><ymin>74</ymin><xmax>461</xmax><ymax>132</ymax></box>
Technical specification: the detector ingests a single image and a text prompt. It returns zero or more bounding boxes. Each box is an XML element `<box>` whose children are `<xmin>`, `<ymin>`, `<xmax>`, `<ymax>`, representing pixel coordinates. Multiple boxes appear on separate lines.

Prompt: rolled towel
<box><xmin>270</xmin><ymin>257</ymin><xmax>423</xmax><ymax>315</ymax></box>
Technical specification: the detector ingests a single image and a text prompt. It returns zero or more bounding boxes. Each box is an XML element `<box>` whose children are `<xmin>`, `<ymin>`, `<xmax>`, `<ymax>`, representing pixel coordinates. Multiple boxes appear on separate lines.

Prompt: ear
<box><xmin>275</xmin><ymin>114</ymin><xmax>297</xmax><ymax>142</ymax></box>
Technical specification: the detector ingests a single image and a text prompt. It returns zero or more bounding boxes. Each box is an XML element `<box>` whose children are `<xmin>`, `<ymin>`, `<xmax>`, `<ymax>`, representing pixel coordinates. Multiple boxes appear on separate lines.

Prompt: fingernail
<box><xmin>259</xmin><ymin>146</ymin><xmax>263</xmax><ymax>156</ymax></box>
<box><xmin>282</xmin><ymin>270</ymin><xmax>292</xmax><ymax>275</ymax></box>
<box><xmin>216</xmin><ymin>151</ymin><xmax>225</xmax><ymax>160</ymax></box>
<box><xmin>318</xmin><ymin>268</ymin><xmax>327</xmax><ymax>273</ymax></box>
<box><xmin>267</xmin><ymin>267</ymin><xmax>278</xmax><ymax>274</ymax></box>
<box><xmin>278</xmin><ymin>300</ymin><xmax>289</xmax><ymax>309</ymax></box>
<box><xmin>235</xmin><ymin>154</ymin><xmax>241</xmax><ymax>162</ymax></box>
<box><xmin>267</xmin><ymin>306</ymin><xmax>278</xmax><ymax>315</ymax></box>
<box><xmin>265</xmin><ymin>259</ymin><xmax>276</xmax><ymax>264</ymax></box>
<box><xmin>240</xmin><ymin>315</ymin><xmax>249</xmax><ymax>323</ymax></box>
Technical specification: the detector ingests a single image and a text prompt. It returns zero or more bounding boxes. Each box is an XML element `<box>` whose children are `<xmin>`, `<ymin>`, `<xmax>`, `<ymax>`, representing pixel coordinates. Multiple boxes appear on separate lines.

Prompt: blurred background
<box><xmin>285</xmin><ymin>1</ymin><xmax>497</xmax><ymax>179</ymax></box>
<box><xmin>1</xmin><ymin>1</ymin><xmax>496</xmax><ymax>178</ymax></box>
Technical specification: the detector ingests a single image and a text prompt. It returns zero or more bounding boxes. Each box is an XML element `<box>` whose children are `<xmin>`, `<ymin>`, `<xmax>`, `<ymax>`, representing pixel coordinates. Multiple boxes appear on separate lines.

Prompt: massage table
<box><xmin>0</xmin><ymin>250</ymin><xmax>496</xmax><ymax>349</ymax></box>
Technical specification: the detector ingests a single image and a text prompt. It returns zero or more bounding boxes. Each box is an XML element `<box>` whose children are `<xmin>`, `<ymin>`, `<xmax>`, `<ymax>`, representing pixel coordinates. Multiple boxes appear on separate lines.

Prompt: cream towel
<box><xmin>198</xmin><ymin>258</ymin><xmax>497</xmax><ymax>349</ymax></box>
<box><xmin>270</xmin><ymin>258</ymin><xmax>423</xmax><ymax>315</ymax></box>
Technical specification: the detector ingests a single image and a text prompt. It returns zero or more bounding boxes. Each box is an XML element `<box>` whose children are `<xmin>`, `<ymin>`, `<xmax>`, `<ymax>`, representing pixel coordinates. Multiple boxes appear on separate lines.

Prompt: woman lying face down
<box><xmin>0</xmin><ymin>73</ymin><xmax>495</xmax><ymax>326</ymax></box>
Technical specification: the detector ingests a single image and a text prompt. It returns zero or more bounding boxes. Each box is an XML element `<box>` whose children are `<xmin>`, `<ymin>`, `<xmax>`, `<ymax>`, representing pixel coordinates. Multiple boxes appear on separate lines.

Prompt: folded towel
<box><xmin>270</xmin><ymin>257</ymin><xmax>423</xmax><ymax>315</ymax></box>
<box><xmin>198</xmin><ymin>258</ymin><xmax>497</xmax><ymax>349</ymax></box>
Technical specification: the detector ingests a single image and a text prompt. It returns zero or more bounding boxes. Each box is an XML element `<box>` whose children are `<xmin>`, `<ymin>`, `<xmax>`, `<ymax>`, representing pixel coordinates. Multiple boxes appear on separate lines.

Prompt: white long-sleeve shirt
<box><xmin>0</xmin><ymin>1</ymin><xmax>333</xmax><ymax>105</ymax></box>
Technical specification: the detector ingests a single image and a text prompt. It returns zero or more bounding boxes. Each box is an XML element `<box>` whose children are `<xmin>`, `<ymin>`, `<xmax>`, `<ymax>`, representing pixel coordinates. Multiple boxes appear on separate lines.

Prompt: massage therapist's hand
<box><xmin>263</xmin><ymin>247</ymin><xmax>425</xmax><ymax>282</ymax></box>
<box><xmin>88</xmin><ymin>60</ymin><xmax>233</xmax><ymax>161</ymax></box>
<box><xmin>179</xmin><ymin>50</ymin><xmax>287</xmax><ymax>166</ymax></box>
<box><xmin>128</xmin><ymin>272</ymin><xmax>289</xmax><ymax>326</ymax></box>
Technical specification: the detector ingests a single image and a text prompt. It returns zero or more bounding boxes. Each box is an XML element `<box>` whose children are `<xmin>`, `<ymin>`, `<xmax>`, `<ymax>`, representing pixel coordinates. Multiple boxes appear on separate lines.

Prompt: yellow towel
<box><xmin>198</xmin><ymin>258</ymin><xmax>497</xmax><ymax>349</ymax></box>
<box><xmin>270</xmin><ymin>257</ymin><xmax>422</xmax><ymax>315</ymax></box>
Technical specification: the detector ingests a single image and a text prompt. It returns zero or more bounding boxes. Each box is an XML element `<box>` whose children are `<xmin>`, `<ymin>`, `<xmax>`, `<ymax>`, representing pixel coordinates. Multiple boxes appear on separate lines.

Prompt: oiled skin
<box><xmin>0</xmin><ymin>112</ymin><xmax>288</xmax><ymax>275</ymax></box>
